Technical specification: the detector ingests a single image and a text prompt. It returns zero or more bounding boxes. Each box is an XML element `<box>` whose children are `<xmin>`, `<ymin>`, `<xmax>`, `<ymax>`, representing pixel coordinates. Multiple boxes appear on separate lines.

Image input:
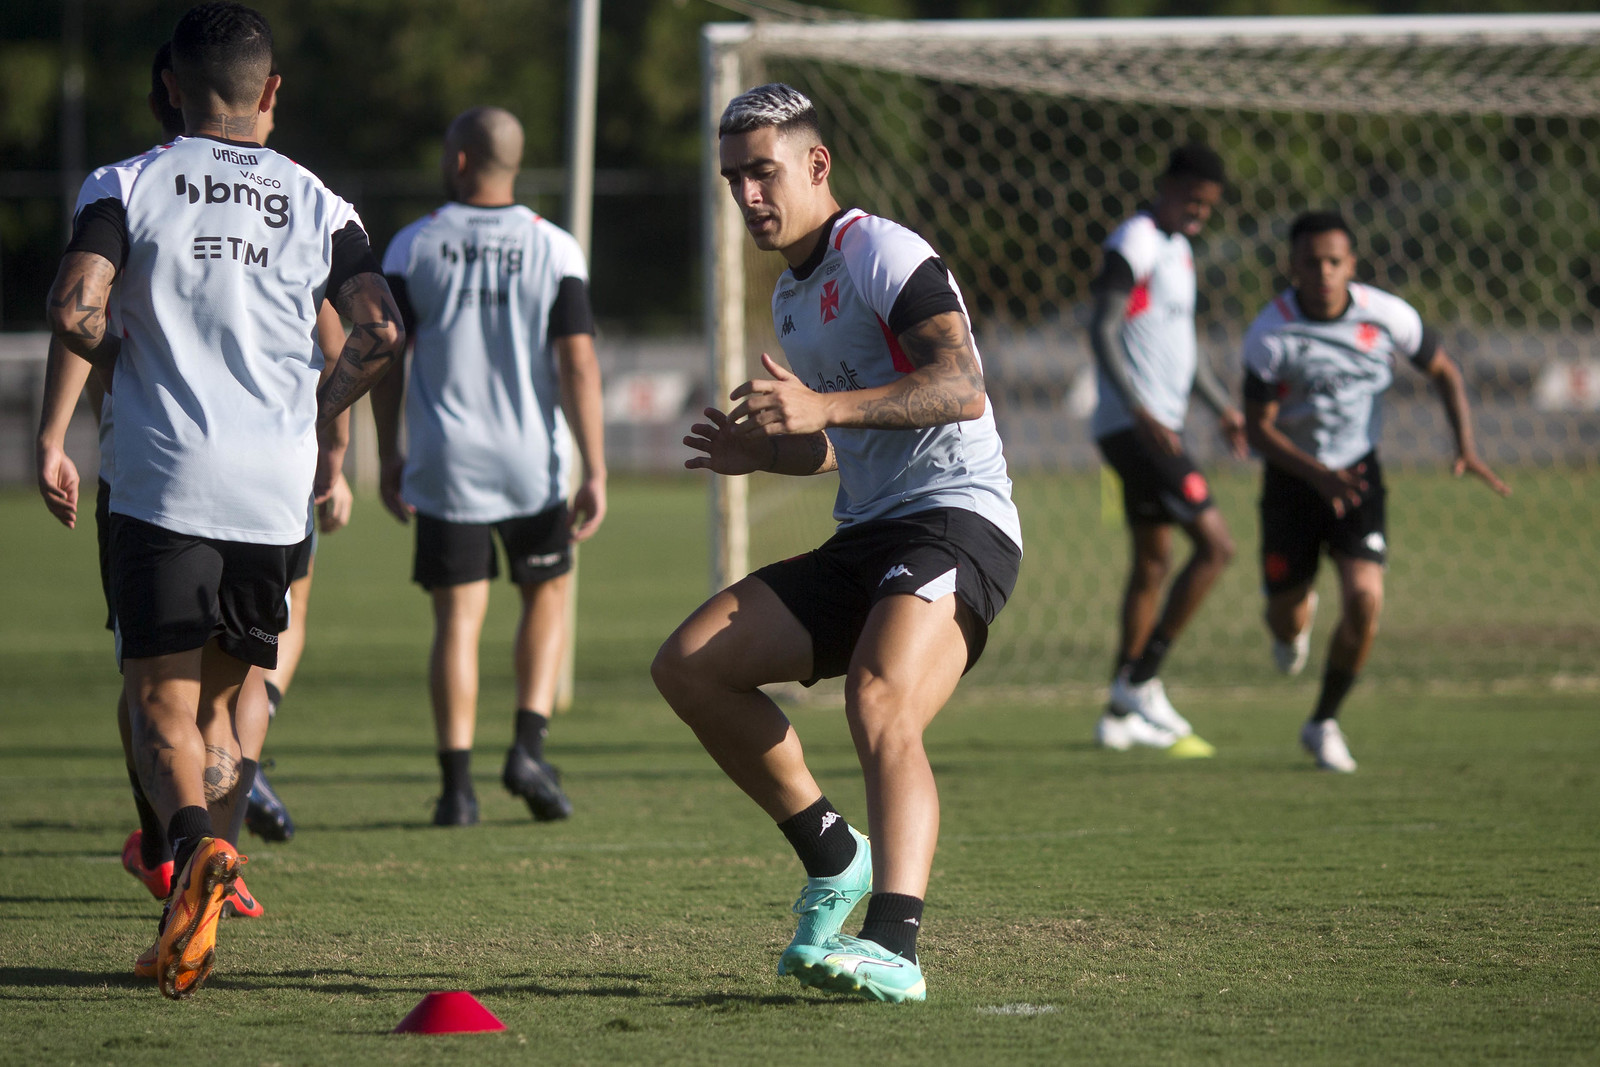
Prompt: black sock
<box><xmin>263</xmin><ymin>680</ymin><xmax>282</xmax><ymax>719</ymax></box>
<box><xmin>1313</xmin><ymin>665</ymin><xmax>1358</xmax><ymax>722</ymax></box>
<box><xmin>128</xmin><ymin>766</ymin><xmax>171</xmax><ymax>866</ymax></box>
<box><xmin>439</xmin><ymin>749</ymin><xmax>473</xmax><ymax>795</ymax></box>
<box><xmin>514</xmin><ymin>710</ymin><xmax>549</xmax><ymax>760</ymax></box>
<box><xmin>1128</xmin><ymin>634</ymin><xmax>1171</xmax><ymax>685</ymax></box>
<box><xmin>225</xmin><ymin>758</ymin><xmax>259</xmax><ymax>846</ymax></box>
<box><xmin>776</xmin><ymin>796</ymin><xmax>858</xmax><ymax>879</ymax></box>
<box><xmin>858</xmin><ymin>892</ymin><xmax>924</xmax><ymax>962</ymax></box>
<box><xmin>167</xmin><ymin>805</ymin><xmax>212</xmax><ymax>877</ymax></box>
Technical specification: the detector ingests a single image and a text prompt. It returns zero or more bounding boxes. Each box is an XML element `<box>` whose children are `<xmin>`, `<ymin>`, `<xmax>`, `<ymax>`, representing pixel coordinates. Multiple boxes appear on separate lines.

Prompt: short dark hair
<box><xmin>170</xmin><ymin>2</ymin><xmax>273</xmax><ymax>110</ymax></box>
<box><xmin>1289</xmin><ymin>210</ymin><xmax>1355</xmax><ymax>249</ymax></box>
<box><xmin>150</xmin><ymin>42</ymin><xmax>184</xmax><ymax>139</ymax></box>
<box><xmin>1163</xmin><ymin>143</ymin><xmax>1226</xmax><ymax>186</ymax></box>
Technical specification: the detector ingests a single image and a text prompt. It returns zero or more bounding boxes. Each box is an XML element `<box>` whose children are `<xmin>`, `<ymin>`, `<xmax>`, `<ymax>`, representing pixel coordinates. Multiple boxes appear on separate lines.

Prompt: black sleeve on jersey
<box><xmin>1409</xmin><ymin>324</ymin><xmax>1442</xmax><ymax>370</ymax></box>
<box><xmin>385</xmin><ymin>275</ymin><xmax>417</xmax><ymax>339</ymax></box>
<box><xmin>1243</xmin><ymin>370</ymin><xmax>1276</xmax><ymax>403</ymax></box>
<box><xmin>64</xmin><ymin>198</ymin><xmax>129</xmax><ymax>273</ymax></box>
<box><xmin>326</xmin><ymin>221</ymin><xmax>382</xmax><ymax>300</ymax></box>
<box><xmin>1090</xmin><ymin>250</ymin><xmax>1137</xmax><ymax>296</ymax></box>
<box><xmin>548</xmin><ymin>276</ymin><xmax>596</xmax><ymax>340</ymax></box>
<box><xmin>887</xmin><ymin>257</ymin><xmax>963</xmax><ymax>336</ymax></box>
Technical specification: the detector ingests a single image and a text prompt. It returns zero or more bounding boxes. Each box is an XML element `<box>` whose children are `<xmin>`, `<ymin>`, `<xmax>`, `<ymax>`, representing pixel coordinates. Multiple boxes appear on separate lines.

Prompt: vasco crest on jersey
<box><xmin>820</xmin><ymin>279</ymin><xmax>840</xmax><ymax>325</ymax></box>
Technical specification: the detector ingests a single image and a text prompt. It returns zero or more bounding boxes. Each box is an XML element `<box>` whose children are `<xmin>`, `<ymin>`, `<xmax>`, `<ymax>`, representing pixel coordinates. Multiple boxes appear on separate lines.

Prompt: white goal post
<box><xmin>701</xmin><ymin>15</ymin><xmax>1600</xmax><ymax>690</ymax></box>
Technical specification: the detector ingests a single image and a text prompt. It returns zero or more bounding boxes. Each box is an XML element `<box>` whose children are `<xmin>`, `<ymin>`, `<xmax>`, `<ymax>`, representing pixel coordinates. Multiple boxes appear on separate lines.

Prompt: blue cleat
<box><xmin>777</xmin><ymin>826</ymin><xmax>871</xmax><ymax>976</ymax></box>
<box><xmin>784</xmin><ymin>934</ymin><xmax>927</xmax><ymax>1003</ymax></box>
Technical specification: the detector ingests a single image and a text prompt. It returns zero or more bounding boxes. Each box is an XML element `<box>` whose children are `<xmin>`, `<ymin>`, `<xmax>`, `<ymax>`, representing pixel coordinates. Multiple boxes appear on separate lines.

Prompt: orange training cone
<box><xmin>392</xmin><ymin>991</ymin><xmax>507</xmax><ymax>1034</ymax></box>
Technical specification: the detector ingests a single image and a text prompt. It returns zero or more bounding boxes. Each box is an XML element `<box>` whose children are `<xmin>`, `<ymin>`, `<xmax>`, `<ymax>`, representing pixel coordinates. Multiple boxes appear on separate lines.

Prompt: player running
<box><xmin>44</xmin><ymin>2</ymin><xmax>403</xmax><ymax>997</ymax></box>
<box><xmin>1242</xmin><ymin>211</ymin><xmax>1508</xmax><ymax>772</ymax></box>
<box><xmin>1087</xmin><ymin>143</ymin><xmax>1245</xmax><ymax>756</ymax></box>
<box><xmin>374</xmin><ymin>107</ymin><xmax>606</xmax><ymax>827</ymax></box>
<box><xmin>652</xmin><ymin>83</ymin><xmax>1023</xmax><ymax>1003</ymax></box>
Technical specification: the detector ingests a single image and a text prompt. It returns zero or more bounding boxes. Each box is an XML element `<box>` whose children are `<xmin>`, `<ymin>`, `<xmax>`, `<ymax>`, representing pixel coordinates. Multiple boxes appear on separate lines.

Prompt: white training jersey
<box><xmin>1092</xmin><ymin>212</ymin><xmax>1198</xmax><ymax>437</ymax></box>
<box><xmin>69</xmin><ymin>135</ymin><xmax>374</xmax><ymax>544</ymax></box>
<box><xmin>382</xmin><ymin>203</ymin><xmax>592</xmax><ymax>523</ymax></box>
<box><xmin>1242</xmin><ymin>283</ymin><xmax>1435</xmax><ymax>470</ymax></box>
<box><xmin>770</xmin><ymin>208</ymin><xmax>1022</xmax><ymax>550</ymax></box>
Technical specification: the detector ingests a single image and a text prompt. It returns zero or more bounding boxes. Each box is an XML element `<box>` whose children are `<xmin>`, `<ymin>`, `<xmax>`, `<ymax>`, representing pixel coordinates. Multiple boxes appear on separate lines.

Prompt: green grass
<box><xmin>1</xmin><ymin>482</ymin><xmax>1597</xmax><ymax>1065</ymax></box>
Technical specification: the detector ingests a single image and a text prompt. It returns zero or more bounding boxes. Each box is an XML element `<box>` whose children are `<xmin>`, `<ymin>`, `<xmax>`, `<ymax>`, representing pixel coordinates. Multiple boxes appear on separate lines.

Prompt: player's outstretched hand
<box><xmin>1314</xmin><ymin>462</ymin><xmax>1368</xmax><ymax>519</ymax></box>
<box><xmin>36</xmin><ymin>443</ymin><xmax>80</xmax><ymax>528</ymax></box>
<box><xmin>685</xmin><ymin>406</ymin><xmax>770</xmax><ymax>476</ymax></box>
<box><xmin>317</xmin><ymin>472</ymin><xmax>354</xmax><ymax>533</ymax></box>
<box><xmin>729</xmin><ymin>353</ymin><xmax>830</xmax><ymax>436</ymax></box>
<box><xmin>1455</xmin><ymin>452</ymin><xmax>1511</xmax><ymax>497</ymax></box>
<box><xmin>380</xmin><ymin>455</ymin><xmax>414</xmax><ymax>524</ymax></box>
<box><xmin>568</xmin><ymin>476</ymin><xmax>607</xmax><ymax>543</ymax></box>
<box><xmin>1219</xmin><ymin>408</ymin><xmax>1250</xmax><ymax>460</ymax></box>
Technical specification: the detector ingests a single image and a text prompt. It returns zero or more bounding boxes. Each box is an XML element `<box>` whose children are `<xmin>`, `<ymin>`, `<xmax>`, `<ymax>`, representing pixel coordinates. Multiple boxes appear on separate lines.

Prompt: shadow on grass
<box><xmin>662</xmin><ymin>991</ymin><xmax>810</xmax><ymax>1009</ymax></box>
<box><xmin>0</xmin><ymin>966</ymin><xmax>146</xmax><ymax>993</ymax></box>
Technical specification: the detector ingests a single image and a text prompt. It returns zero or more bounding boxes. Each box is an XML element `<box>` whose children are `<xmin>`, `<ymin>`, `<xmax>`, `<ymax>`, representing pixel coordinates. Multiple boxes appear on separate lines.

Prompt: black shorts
<box><xmin>413</xmin><ymin>506</ymin><xmax>572</xmax><ymax>589</ymax></box>
<box><xmin>1259</xmin><ymin>450</ymin><xmax>1387</xmax><ymax>595</ymax></box>
<box><xmin>95</xmin><ymin>478</ymin><xmax>115</xmax><ymax>631</ymax></box>
<box><xmin>752</xmin><ymin>507</ymin><xmax>1022</xmax><ymax>685</ymax></box>
<box><xmin>289</xmin><ymin>529</ymin><xmax>316</xmax><ymax>583</ymax></box>
<box><xmin>1097</xmin><ymin>428</ymin><xmax>1214</xmax><ymax>526</ymax></box>
<box><xmin>109</xmin><ymin>514</ymin><xmax>307</xmax><ymax>668</ymax></box>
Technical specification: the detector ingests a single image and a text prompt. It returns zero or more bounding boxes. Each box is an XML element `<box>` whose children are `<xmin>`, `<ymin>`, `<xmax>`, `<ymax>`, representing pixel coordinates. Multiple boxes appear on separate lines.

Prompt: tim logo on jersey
<box><xmin>173</xmin><ymin>173</ymin><xmax>289</xmax><ymax>229</ymax></box>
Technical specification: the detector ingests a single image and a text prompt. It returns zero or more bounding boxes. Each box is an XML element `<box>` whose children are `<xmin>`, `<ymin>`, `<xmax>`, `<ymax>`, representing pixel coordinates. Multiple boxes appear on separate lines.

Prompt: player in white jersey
<box><xmin>35</xmin><ymin>40</ymin><xmax>282</xmax><ymax>925</ymax></box>
<box><xmin>652</xmin><ymin>84</ymin><xmax>1023</xmax><ymax>1004</ymax></box>
<box><xmin>1088</xmin><ymin>144</ymin><xmax>1245</xmax><ymax>757</ymax></box>
<box><xmin>373</xmin><ymin>107</ymin><xmax>606</xmax><ymax>828</ymax></box>
<box><xmin>1242</xmin><ymin>211</ymin><xmax>1508</xmax><ymax>772</ymax></box>
<box><xmin>44</xmin><ymin>2</ymin><xmax>404</xmax><ymax>998</ymax></box>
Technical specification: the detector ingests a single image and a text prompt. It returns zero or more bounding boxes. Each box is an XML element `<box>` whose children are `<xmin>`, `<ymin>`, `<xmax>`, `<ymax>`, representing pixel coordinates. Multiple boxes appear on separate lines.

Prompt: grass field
<box><xmin>1</xmin><ymin>481</ymin><xmax>1597</xmax><ymax>1065</ymax></box>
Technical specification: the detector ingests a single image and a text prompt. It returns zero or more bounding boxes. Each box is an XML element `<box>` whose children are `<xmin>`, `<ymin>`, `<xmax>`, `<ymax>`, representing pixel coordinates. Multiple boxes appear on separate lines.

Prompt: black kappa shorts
<box><xmin>752</xmin><ymin>507</ymin><xmax>1022</xmax><ymax>685</ymax></box>
<box><xmin>1096</xmin><ymin>428</ymin><xmax>1215</xmax><ymax>526</ymax></box>
<box><xmin>1259</xmin><ymin>450</ymin><xmax>1387</xmax><ymax>595</ymax></box>
<box><xmin>95</xmin><ymin>477</ymin><xmax>115</xmax><ymax>631</ymax></box>
<box><xmin>109</xmin><ymin>514</ymin><xmax>306</xmax><ymax>668</ymax></box>
<box><xmin>413</xmin><ymin>505</ymin><xmax>572</xmax><ymax>590</ymax></box>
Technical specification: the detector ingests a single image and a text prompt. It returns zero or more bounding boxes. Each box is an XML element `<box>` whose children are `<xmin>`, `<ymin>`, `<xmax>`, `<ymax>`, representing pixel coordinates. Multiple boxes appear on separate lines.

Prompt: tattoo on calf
<box><xmin>202</xmin><ymin>744</ymin><xmax>240</xmax><ymax>803</ymax></box>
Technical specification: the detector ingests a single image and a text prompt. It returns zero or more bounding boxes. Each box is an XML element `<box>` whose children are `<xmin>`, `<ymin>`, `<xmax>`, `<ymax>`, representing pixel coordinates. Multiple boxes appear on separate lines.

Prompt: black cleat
<box><xmin>245</xmin><ymin>769</ymin><xmax>295</xmax><ymax>842</ymax></box>
<box><xmin>502</xmin><ymin>743</ymin><xmax>573</xmax><ymax>822</ymax></box>
<box><xmin>432</xmin><ymin>788</ymin><xmax>479</xmax><ymax>827</ymax></box>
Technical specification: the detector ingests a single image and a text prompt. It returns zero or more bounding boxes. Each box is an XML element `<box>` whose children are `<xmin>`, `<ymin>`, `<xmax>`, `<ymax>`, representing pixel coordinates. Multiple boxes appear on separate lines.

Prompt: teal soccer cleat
<box><xmin>783</xmin><ymin>934</ymin><xmax>927</xmax><ymax>1003</ymax></box>
<box><xmin>776</xmin><ymin>826</ymin><xmax>871</xmax><ymax>976</ymax></box>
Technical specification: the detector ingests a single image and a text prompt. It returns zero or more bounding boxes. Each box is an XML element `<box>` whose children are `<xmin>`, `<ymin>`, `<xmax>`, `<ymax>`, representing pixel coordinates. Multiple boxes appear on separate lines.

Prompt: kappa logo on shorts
<box><xmin>248</xmin><ymin>627</ymin><xmax>279</xmax><ymax>645</ymax></box>
<box><xmin>879</xmin><ymin>563</ymin><xmax>913</xmax><ymax>585</ymax></box>
<box><xmin>524</xmin><ymin>552</ymin><xmax>563</xmax><ymax>568</ymax></box>
<box><xmin>1364</xmin><ymin>532</ymin><xmax>1387</xmax><ymax>554</ymax></box>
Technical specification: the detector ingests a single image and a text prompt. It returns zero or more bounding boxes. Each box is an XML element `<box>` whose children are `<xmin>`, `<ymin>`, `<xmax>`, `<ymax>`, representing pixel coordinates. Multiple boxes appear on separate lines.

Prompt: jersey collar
<box><xmin>790</xmin><ymin>209</ymin><xmax>848</xmax><ymax>281</ymax></box>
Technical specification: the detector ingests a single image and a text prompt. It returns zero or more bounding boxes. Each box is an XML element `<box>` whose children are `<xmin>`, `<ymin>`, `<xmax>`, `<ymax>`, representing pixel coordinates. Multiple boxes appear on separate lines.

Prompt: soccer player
<box><xmin>651</xmin><ymin>83</ymin><xmax>1023</xmax><ymax>1004</ymax></box>
<box><xmin>1242</xmin><ymin>211</ymin><xmax>1508</xmax><ymax>772</ymax></box>
<box><xmin>373</xmin><ymin>106</ymin><xmax>607</xmax><ymax>828</ymax></box>
<box><xmin>35</xmin><ymin>40</ymin><xmax>275</xmax><ymax>921</ymax></box>
<box><xmin>1088</xmin><ymin>143</ymin><xmax>1245</xmax><ymax>756</ymax></box>
<box><xmin>44</xmin><ymin>2</ymin><xmax>403</xmax><ymax>997</ymax></box>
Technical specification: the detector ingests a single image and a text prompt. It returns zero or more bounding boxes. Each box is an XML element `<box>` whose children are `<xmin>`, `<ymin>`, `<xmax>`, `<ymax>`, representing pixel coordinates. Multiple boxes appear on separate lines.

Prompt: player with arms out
<box><xmin>1087</xmin><ymin>144</ymin><xmax>1245</xmax><ymax>756</ymax></box>
<box><xmin>1242</xmin><ymin>211</ymin><xmax>1508</xmax><ymax>772</ymax></box>
<box><xmin>373</xmin><ymin>106</ymin><xmax>606</xmax><ymax>827</ymax></box>
<box><xmin>652</xmin><ymin>84</ymin><xmax>1023</xmax><ymax>1004</ymax></box>
<box><xmin>44</xmin><ymin>2</ymin><xmax>403</xmax><ymax>997</ymax></box>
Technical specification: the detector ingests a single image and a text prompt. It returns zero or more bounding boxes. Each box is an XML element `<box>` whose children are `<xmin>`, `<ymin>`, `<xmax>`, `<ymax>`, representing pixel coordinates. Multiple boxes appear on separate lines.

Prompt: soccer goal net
<box><xmin>701</xmin><ymin>15</ymin><xmax>1600</xmax><ymax>692</ymax></box>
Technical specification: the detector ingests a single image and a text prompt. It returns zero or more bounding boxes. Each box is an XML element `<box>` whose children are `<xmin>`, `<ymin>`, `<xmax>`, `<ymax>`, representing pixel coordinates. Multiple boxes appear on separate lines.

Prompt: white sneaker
<box><xmin>1109</xmin><ymin>675</ymin><xmax>1193</xmax><ymax>737</ymax></box>
<box><xmin>1272</xmin><ymin>591</ymin><xmax>1319</xmax><ymax>676</ymax></box>
<box><xmin>1300</xmin><ymin>719</ymin><xmax>1357</xmax><ymax>772</ymax></box>
<box><xmin>1096</xmin><ymin>711</ymin><xmax>1178</xmax><ymax>751</ymax></box>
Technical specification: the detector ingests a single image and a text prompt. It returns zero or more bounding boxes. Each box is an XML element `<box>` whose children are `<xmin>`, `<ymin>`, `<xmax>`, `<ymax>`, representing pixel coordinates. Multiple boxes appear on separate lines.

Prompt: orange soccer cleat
<box><xmin>154</xmin><ymin>838</ymin><xmax>245</xmax><ymax>999</ymax></box>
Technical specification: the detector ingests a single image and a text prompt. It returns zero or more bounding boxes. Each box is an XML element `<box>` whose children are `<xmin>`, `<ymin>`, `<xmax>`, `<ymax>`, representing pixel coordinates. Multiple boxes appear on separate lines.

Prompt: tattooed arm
<box><xmin>317</xmin><ymin>272</ymin><xmax>405</xmax><ymax>428</ymax></box>
<box><xmin>729</xmin><ymin>311</ymin><xmax>987</xmax><ymax>440</ymax></box>
<box><xmin>45</xmin><ymin>252</ymin><xmax>121</xmax><ymax>371</ymax></box>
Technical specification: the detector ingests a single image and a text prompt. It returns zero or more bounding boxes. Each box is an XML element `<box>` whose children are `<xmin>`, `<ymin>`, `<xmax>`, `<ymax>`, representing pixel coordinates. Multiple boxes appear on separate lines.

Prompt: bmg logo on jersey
<box><xmin>173</xmin><ymin>173</ymin><xmax>289</xmax><ymax>229</ymax></box>
<box><xmin>192</xmin><ymin>235</ymin><xmax>270</xmax><ymax>267</ymax></box>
